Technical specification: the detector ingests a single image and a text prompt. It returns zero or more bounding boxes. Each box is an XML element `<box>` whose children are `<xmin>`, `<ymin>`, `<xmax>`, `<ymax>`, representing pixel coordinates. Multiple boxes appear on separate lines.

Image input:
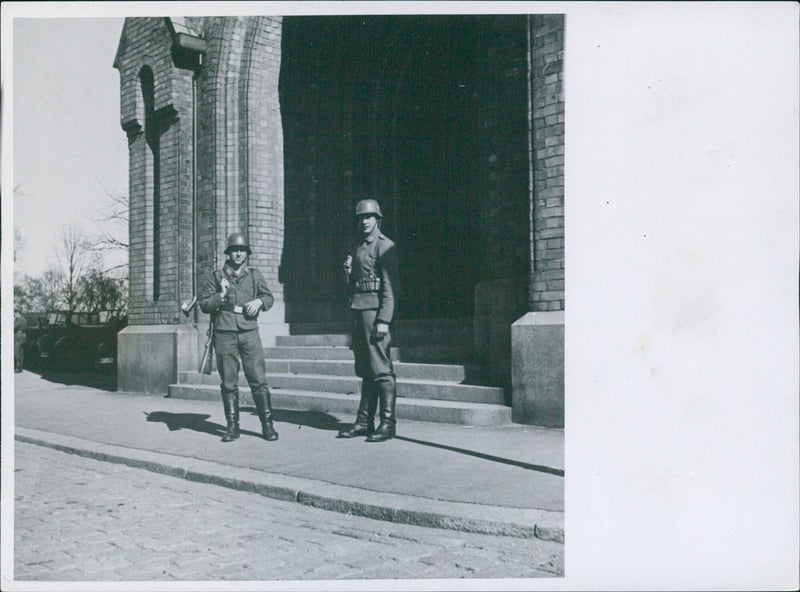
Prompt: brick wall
<box><xmin>530</xmin><ymin>15</ymin><xmax>565</xmax><ymax>312</ymax></box>
<box><xmin>193</xmin><ymin>17</ymin><xmax>221</xmax><ymax>282</ymax></box>
<box><xmin>191</xmin><ymin>17</ymin><xmax>284</xmax><ymax>299</ymax></box>
<box><xmin>476</xmin><ymin>15</ymin><xmax>531</xmax><ymax>292</ymax></box>
<box><xmin>473</xmin><ymin>14</ymin><xmax>565</xmax><ymax>315</ymax></box>
<box><xmin>115</xmin><ymin>18</ymin><xmax>195</xmax><ymax>326</ymax></box>
<box><xmin>241</xmin><ymin>17</ymin><xmax>284</xmax><ymax>297</ymax></box>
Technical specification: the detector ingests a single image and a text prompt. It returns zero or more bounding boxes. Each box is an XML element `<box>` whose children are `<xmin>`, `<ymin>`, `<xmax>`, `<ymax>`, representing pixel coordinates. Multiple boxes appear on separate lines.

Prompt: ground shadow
<box><xmin>240</xmin><ymin>406</ymin><xmax>350</xmax><ymax>432</ymax></box>
<box><xmin>143</xmin><ymin>408</ymin><xmax>563</xmax><ymax>476</ymax></box>
<box><xmin>394</xmin><ymin>435</ymin><xmax>565</xmax><ymax>477</ymax></box>
<box><xmin>31</xmin><ymin>368</ymin><xmax>117</xmax><ymax>392</ymax></box>
<box><xmin>144</xmin><ymin>411</ymin><xmax>225</xmax><ymax>437</ymax></box>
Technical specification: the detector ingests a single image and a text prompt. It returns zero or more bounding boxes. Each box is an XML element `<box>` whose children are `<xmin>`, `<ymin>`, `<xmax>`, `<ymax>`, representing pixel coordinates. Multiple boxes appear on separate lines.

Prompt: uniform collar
<box><xmin>363</xmin><ymin>228</ymin><xmax>381</xmax><ymax>244</ymax></box>
<box><xmin>223</xmin><ymin>262</ymin><xmax>249</xmax><ymax>278</ymax></box>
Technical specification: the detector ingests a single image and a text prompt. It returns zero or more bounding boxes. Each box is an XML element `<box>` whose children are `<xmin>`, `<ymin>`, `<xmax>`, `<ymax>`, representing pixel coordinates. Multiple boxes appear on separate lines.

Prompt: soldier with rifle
<box><xmin>338</xmin><ymin>199</ymin><xmax>400</xmax><ymax>442</ymax></box>
<box><xmin>198</xmin><ymin>232</ymin><xmax>279</xmax><ymax>443</ymax></box>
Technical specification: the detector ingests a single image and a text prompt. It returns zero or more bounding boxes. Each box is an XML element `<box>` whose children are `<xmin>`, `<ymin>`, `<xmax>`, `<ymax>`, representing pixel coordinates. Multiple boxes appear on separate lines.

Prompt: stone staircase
<box><xmin>168</xmin><ymin>318</ymin><xmax>511</xmax><ymax>426</ymax></box>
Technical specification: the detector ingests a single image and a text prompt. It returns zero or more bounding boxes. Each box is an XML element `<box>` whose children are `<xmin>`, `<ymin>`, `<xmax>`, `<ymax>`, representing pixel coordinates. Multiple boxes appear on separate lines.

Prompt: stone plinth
<box><xmin>117</xmin><ymin>324</ymin><xmax>198</xmax><ymax>395</ymax></box>
<box><xmin>511</xmin><ymin>311</ymin><xmax>564</xmax><ymax>427</ymax></box>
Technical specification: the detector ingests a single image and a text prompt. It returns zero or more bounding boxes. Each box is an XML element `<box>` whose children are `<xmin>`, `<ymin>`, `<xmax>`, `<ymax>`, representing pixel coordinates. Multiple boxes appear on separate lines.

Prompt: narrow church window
<box><xmin>140</xmin><ymin>66</ymin><xmax>161</xmax><ymax>301</ymax></box>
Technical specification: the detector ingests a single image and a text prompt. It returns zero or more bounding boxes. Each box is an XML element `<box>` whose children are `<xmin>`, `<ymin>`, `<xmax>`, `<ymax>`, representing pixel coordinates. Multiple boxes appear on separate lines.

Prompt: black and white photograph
<box><xmin>2</xmin><ymin>2</ymin><xmax>798</xmax><ymax>590</ymax></box>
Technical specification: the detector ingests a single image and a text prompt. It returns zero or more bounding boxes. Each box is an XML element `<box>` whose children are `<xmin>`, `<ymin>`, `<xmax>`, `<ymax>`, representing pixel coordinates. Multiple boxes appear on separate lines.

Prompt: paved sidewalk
<box><xmin>13</xmin><ymin>370</ymin><xmax>564</xmax><ymax>542</ymax></box>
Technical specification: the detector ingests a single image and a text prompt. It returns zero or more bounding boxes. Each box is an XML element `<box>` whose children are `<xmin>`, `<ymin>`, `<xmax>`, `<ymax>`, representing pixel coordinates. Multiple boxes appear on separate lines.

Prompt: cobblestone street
<box><xmin>14</xmin><ymin>442</ymin><xmax>563</xmax><ymax>581</ymax></box>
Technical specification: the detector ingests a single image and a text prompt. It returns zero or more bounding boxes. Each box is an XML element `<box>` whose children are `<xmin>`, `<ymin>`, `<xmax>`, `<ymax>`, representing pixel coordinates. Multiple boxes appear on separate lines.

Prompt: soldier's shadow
<box><xmin>240</xmin><ymin>406</ymin><xmax>350</xmax><ymax>432</ymax></box>
<box><xmin>144</xmin><ymin>411</ymin><xmax>225</xmax><ymax>437</ymax></box>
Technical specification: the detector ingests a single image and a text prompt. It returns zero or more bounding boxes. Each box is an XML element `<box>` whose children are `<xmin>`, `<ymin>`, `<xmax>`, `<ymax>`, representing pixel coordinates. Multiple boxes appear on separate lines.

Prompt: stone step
<box><xmin>262</xmin><ymin>359</ymin><xmax>488</xmax><ymax>382</ymax></box>
<box><xmin>276</xmin><ymin>331</ymin><xmax>472</xmax><ymax>348</ymax></box>
<box><xmin>262</xmin><ymin>345</ymin><xmax>473</xmax><ymax>364</ymax></box>
<box><xmin>263</xmin><ymin>346</ymin><xmax>395</xmax><ymax>361</ymax></box>
<box><xmin>277</xmin><ymin>334</ymin><xmax>351</xmax><ymax>347</ymax></box>
<box><xmin>393</xmin><ymin>346</ymin><xmax>474</xmax><ymax>364</ymax></box>
<box><xmin>179</xmin><ymin>371</ymin><xmax>505</xmax><ymax>405</ymax></box>
<box><xmin>167</xmin><ymin>384</ymin><xmax>511</xmax><ymax>426</ymax></box>
<box><xmin>394</xmin><ymin>317</ymin><xmax>472</xmax><ymax>332</ymax></box>
<box><xmin>289</xmin><ymin>317</ymin><xmax>472</xmax><ymax>335</ymax></box>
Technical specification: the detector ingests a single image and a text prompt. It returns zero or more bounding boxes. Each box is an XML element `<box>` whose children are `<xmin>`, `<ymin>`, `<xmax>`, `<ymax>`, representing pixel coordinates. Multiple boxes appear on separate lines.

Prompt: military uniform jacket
<box><xmin>348</xmin><ymin>229</ymin><xmax>398</xmax><ymax>325</ymax></box>
<box><xmin>199</xmin><ymin>263</ymin><xmax>274</xmax><ymax>331</ymax></box>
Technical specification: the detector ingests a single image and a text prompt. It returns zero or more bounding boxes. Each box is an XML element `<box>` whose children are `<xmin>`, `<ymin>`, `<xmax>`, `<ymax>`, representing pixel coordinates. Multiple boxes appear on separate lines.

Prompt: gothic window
<box><xmin>139</xmin><ymin>66</ymin><xmax>161</xmax><ymax>301</ymax></box>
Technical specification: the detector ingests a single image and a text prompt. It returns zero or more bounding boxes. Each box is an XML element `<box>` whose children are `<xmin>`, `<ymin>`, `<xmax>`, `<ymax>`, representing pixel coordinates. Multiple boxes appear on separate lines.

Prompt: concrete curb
<box><xmin>15</xmin><ymin>427</ymin><xmax>564</xmax><ymax>543</ymax></box>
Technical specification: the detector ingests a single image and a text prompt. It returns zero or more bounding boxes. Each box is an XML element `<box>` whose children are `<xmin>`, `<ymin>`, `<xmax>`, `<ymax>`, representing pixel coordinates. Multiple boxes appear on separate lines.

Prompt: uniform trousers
<box><xmin>214</xmin><ymin>329</ymin><xmax>269</xmax><ymax>398</ymax></box>
<box><xmin>351</xmin><ymin>308</ymin><xmax>393</xmax><ymax>379</ymax></box>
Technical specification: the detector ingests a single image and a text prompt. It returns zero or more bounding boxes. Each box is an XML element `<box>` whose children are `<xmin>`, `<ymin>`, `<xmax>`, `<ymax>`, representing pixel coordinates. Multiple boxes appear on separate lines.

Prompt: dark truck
<box><xmin>25</xmin><ymin>311</ymin><xmax>127</xmax><ymax>372</ymax></box>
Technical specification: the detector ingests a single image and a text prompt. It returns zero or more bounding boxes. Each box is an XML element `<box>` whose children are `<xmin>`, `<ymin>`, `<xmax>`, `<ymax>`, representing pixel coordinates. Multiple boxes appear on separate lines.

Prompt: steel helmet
<box><xmin>354</xmin><ymin>199</ymin><xmax>383</xmax><ymax>218</ymax></box>
<box><xmin>224</xmin><ymin>232</ymin><xmax>251</xmax><ymax>254</ymax></box>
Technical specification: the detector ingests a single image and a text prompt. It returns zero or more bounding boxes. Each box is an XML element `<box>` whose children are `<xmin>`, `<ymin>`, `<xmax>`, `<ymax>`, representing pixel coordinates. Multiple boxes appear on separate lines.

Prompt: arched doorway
<box><xmin>280</xmin><ymin>15</ymin><xmax>481</xmax><ymax>323</ymax></box>
<box><xmin>387</xmin><ymin>17</ymin><xmax>479</xmax><ymax>319</ymax></box>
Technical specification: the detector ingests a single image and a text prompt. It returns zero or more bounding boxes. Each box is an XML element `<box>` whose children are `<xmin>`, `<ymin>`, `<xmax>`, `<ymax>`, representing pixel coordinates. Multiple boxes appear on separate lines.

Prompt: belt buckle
<box><xmin>233</xmin><ymin>305</ymin><xmax>243</xmax><ymax>314</ymax></box>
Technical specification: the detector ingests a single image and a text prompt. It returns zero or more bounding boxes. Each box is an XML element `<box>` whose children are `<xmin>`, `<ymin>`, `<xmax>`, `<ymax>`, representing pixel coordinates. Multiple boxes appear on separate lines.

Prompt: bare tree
<box><xmin>92</xmin><ymin>178</ymin><xmax>129</xmax><ymax>271</ymax></box>
<box><xmin>56</xmin><ymin>225</ymin><xmax>95</xmax><ymax>315</ymax></box>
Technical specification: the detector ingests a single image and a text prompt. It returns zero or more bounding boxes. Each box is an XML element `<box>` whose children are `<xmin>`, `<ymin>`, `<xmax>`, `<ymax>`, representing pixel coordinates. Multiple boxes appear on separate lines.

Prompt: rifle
<box><xmin>343</xmin><ymin>242</ymin><xmax>354</xmax><ymax>287</ymax></box>
<box><xmin>181</xmin><ymin>296</ymin><xmax>214</xmax><ymax>374</ymax></box>
<box><xmin>199</xmin><ymin>317</ymin><xmax>215</xmax><ymax>375</ymax></box>
<box><xmin>188</xmin><ymin>270</ymin><xmax>225</xmax><ymax>375</ymax></box>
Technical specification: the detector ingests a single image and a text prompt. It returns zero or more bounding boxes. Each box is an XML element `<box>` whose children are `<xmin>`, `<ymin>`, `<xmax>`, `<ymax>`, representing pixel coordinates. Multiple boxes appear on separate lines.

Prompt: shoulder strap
<box><xmin>208</xmin><ymin>270</ymin><xmax>224</xmax><ymax>321</ymax></box>
<box><xmin>250</xmin><ymin>267</ymin><xmax>258</xmax><ymax>299</ymax></box>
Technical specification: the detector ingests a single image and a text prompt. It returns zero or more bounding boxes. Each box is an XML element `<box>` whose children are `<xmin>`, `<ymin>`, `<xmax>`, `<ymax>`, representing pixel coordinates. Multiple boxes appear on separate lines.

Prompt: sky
<box><xmin>13</xmin><ymin>17</ymin><xmax>128</xmax><ymax>278</ymax></box>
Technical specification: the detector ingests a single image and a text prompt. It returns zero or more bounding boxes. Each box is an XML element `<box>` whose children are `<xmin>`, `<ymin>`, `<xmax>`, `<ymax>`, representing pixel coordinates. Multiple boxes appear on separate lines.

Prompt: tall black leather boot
<box><xmin>366</xmin><ymin>375</ymin><xmax>396</xmax><ymax>442</ymax></box>
<box><xmin>338</xmin><ymin>379</ymin><xmax>378</xmax><ymax>438</ymax></box>
<box><xmin>253</xmin><ymin>387</ymin><xmax>279</xmax><ymax>441</ymax></box>
<box><xmin>221</xmin><ymin>391</ymin><xmax>240</xmax><ymax>442</ymax></box>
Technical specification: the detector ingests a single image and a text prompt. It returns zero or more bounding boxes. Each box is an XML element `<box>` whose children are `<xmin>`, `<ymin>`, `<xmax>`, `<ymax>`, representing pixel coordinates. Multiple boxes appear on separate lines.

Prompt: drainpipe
<box><xmin>192</xmin><ymin>71</ymin><xmax>199</xmax><ymax>322</ymax></box>
<box><xmin>169</xmin><ymin>26</ymin><xmax>206</xmax><ymax>322</ymax></box>
<box><xmin>525</xmin><ymin>14</ymin><xmax>536</xmax><ymax>311</ymax></box>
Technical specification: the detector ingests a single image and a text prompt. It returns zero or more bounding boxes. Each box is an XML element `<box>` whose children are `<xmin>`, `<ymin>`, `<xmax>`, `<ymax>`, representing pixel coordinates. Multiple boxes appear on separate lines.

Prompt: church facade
<box><xmin>113</xmin><ymin>15</ymin><xmax>565</xmax><ymax>426</ymax></box>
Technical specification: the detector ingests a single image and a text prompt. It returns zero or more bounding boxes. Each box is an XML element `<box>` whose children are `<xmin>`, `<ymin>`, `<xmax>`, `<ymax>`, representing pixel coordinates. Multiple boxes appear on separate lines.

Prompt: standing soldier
<box><xmin>199</xmin><ymin>232</ymin><xmax>279</xmax><ymax>443</ymax></box>
<box><xmin>14</xmin><ymin>309</ymin><xmax>27</xmax><ymax>373</ymax></box>
<box><xmin>338</xmin><ymin>199</ymin><xmax>400</xmax><ymax>442</ymax></box>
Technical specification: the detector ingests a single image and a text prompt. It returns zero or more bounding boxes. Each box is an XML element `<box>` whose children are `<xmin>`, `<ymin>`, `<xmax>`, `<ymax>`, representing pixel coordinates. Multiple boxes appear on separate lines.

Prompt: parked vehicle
<box><xmin>24</xmin><ymin>311</ymin><xmax>126</xmax><ymax>372</ymax></box>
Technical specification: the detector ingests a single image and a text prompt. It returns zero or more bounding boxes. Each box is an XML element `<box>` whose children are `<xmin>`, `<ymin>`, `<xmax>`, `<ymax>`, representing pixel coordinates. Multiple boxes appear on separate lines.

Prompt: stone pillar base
<box><xmin>118</xmin><ymin>324</ymin><xmax>199</xmax><ymax>394</ymax></box>
<box><xmin>258</xmin><ymin>297</ymin><xmax>290</xmax><ymax>347</ymax></box>
<box><xmin>511</xmin><ymin>311</ymin><xmax>564</xmax><ymax>427</ymax></box>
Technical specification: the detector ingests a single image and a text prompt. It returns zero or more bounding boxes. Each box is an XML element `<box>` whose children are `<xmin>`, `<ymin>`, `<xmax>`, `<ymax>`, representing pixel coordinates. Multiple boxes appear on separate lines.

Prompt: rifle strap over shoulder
<box><xmin>210</xmin><ymin>269</ymin><xmax>224</xmax><ymax>322</ymax></box>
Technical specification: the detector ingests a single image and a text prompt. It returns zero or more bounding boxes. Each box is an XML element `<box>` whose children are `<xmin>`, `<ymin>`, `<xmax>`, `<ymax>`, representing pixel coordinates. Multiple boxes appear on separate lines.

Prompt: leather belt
<box><xmin>355</xmin><ymin>277</ymin><xmax>381</xmax><ymax>292</ymax></box>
